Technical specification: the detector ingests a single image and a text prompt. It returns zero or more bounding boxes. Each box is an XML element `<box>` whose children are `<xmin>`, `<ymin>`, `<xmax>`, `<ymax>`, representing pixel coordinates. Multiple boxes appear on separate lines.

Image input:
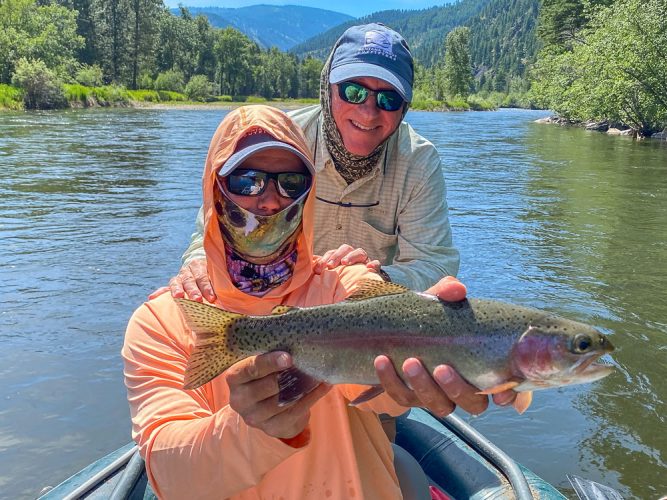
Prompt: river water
<box><xmin>1</xmin><ymin>107</ymin><xmax>665</xmax><ymax>499</ymax></box>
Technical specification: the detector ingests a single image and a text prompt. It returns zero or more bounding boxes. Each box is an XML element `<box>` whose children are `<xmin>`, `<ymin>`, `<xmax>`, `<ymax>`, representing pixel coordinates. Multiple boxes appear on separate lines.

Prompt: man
<box><xmin>174</xmin><ymin>22</ymin><xmax>459</xmax><ymax>298</ymax></box>
<box><xmin>123</xmin><ymin>106</ymin><xmax>501</xmax><ymax>499</ymax></box>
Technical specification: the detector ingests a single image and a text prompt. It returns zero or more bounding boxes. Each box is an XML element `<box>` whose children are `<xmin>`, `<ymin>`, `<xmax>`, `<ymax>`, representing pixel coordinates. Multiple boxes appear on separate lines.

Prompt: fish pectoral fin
<box><xmin>477</xmin><ymin>379</ymin><xmax>523</xmax><ymax>395</ymax></box>
<box><xmin>271</xmin><ymin>305</ymin><xmax>295</xmax><ymax>315</ymax></box>
<box><xmin>277</xmin><ymin>367</ymin><xmax>322</xmax><ymax>406</ymax></box>
<box><xmin>346</xmin><ymin>279</ymin><xmax>410</xmax><ymax>302</ymax></box>
<box><xmin>348</xmin><ymin>385</ymin><xmax>386</xmax><ymax>406</ymax></box>
<box><xmin>512</xmin><ymin>391</ymin><xmax>533</xmax><ymax>415</ymax></box>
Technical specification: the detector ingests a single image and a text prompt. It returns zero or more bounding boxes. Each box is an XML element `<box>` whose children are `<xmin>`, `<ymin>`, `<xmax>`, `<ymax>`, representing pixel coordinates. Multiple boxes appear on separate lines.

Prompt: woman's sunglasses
<box><xmin>224</xmin><ymin>169</ymin><xmax>312</xmax><ymax>199</ymax></box>
<box><xmin>337</xmin><ymin>81</ymin><xmax>405</xmax><ymax>112</ymax></box>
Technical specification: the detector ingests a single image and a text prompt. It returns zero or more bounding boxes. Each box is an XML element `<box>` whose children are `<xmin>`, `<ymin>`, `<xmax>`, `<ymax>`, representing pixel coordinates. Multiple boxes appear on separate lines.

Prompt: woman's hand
<box><xmin>374</xmin><ymin>275</ymin><xmax>516</xmax><ymax>416</ymax></box>
<box><xmin>226</xmin><ymin>352</ymin><xmax>331</xmax><ymax>440</ymax></box>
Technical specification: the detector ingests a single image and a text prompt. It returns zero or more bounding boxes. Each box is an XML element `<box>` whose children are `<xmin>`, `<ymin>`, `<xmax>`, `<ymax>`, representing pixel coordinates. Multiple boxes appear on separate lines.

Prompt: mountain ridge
<box><xmin>174</xmin><ymin>5</ymin><xmax>354</xmax><ymax>51</ymax></box>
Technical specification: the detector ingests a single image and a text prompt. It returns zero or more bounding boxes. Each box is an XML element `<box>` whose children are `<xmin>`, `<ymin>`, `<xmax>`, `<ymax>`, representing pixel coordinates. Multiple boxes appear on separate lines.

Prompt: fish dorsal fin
<box><xmin>346</xmin><ymin>278</ymin><xmax>411</xmax><ymax>302</ymax></box>
<box><xmin>271</xmin><ymin>305</ymin><xmax>295</xmax><ymax>315</ymax></box>
<box><xmin>175</xmin><ymin>298</ymin><xmax>244</xmax><ymax>390</ymax></box>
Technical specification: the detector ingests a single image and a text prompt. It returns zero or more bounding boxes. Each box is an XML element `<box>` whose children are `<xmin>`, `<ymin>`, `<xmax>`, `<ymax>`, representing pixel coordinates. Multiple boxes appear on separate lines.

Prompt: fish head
<box><xmin>511</xmin><ymin>318</ymin><xmax>615</xmax><ymax>391</ymax></box>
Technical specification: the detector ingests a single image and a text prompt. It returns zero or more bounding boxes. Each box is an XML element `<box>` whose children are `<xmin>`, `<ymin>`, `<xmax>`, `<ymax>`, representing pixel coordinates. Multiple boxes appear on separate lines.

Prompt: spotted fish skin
<box><xmin>176</xmin><ymin>279</ymin><xmax>614</xmax><ymax>405</ymax></box>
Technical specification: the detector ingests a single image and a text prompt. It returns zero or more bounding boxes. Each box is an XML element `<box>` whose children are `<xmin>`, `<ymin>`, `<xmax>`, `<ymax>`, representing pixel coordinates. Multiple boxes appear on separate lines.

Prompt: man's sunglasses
<box><xmin>337</xmin><ymin>81</ymin><xmax>405</xmax><ymax>112</ymax></box>
<box><xmin>224</xmin><ymin>169</ymin><xmax>312</xmax><ymax>199</ymax></box>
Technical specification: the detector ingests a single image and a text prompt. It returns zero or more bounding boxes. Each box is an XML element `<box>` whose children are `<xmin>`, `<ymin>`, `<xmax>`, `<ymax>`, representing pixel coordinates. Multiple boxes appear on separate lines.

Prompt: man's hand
<box><xmin>314</xmin><ymin>244</ymin><xmax>381</xmax><ymax>274</ymax></box>
<box><xmin>374</xmin><ymin>275</ymin><xmax>516</xmax><ymax>416</ymax></box>
<box><xmin>167</xmin><ymin>258</ymin><xmax>216</xmax><ymax>303</ymax></box>
<box><xmin>226</xmin><ymin>352</ymin><xmax>331</xmax><ymax>440</ymax></box>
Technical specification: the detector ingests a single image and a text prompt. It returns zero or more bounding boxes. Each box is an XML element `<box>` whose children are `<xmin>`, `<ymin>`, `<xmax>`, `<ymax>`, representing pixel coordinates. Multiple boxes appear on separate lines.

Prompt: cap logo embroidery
<box><xmin>360</xmin><ymin>30</ymin><xmax>396</xmax><ymax>60</ymax></box>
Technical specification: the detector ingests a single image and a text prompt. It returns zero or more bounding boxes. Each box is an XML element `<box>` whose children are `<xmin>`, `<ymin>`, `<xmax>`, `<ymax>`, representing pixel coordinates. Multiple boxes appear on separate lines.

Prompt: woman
<box><xmin>122</xmin><ymin>105</ymin><xmax>500</xmax><ymax>499</ymax></box>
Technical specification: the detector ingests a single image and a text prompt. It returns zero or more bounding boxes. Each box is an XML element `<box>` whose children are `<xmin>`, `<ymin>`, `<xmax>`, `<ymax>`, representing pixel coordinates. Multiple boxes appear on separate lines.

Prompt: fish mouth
<box><xmin>574</xmin><ymin>355</ymin><xmax>615</xmax><ymax>381</ymax></box>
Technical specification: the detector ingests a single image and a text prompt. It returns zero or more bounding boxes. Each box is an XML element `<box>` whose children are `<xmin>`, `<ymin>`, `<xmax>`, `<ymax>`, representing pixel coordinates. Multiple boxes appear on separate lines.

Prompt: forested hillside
<box><xmin>180</xmin><ymin>6</ymin><xmax>353</xmax><ymax>51</ymax></box>
<box><xmin>292</xmin><ymin>0</ymin><xmax>541</xmax><ymax>91</ymax></box>
<box><xmin>2</xmin><ymin>0</ymin><xmax>664</xmax><ymax>134</ymax></box>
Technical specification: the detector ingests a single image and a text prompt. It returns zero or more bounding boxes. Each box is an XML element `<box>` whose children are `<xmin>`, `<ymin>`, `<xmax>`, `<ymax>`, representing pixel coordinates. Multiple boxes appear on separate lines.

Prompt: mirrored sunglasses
<box><xmin>337</xmin><ymin>81</ymin><xmax>404</xmax><ymax>112</ymax></box>
<box><xmin>224</xmin><ymin>169</ymin><xmax>312</xmax><ymax>199</ymax></box>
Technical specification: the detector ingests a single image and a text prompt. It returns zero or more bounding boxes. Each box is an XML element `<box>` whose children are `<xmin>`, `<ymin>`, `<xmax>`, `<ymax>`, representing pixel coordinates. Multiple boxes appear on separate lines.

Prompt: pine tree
<box><xmin>442</xmin><ymin>26</ymin><xmax>473</xmax><ymax>98</ymax></box>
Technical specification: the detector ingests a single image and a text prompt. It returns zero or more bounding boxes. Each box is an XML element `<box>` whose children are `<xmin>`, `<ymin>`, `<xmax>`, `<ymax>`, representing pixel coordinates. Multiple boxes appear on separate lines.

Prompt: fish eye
<box><xmin>572</xmin><ymin>334</ymin><xmax>592</xmax><ymax>353</ymax></box>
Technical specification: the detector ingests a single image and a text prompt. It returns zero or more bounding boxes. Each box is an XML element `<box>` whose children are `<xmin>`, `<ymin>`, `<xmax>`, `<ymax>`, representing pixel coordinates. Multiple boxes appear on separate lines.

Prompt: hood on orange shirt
<box><xmin>201</xmin><ymin>105</ymin><xmax>317</xmax><ymax>313</ymax></box>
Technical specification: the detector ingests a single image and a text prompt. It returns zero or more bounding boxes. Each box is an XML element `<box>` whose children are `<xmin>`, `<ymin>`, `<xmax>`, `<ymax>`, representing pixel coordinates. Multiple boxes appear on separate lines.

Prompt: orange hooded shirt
<box><xmin>122</xmin><ymin>105</ymin><xmax>409</xmax><ymax>499</ymax></box>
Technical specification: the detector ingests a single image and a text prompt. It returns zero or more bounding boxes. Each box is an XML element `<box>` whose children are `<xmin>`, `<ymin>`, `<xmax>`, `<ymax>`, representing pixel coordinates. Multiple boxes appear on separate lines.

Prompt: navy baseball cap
<box><xmin>329</xmin><ymin>23</ymin><xmax>414</xmax><ymax>102</ymax></box>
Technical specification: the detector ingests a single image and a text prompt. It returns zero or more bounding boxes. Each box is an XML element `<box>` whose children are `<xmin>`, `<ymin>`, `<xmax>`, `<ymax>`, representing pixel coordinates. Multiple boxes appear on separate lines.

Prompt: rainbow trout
<box><xmin>176</xmin><ymin>279</ymin><xmax>614</xmax><ymax>413</ymax></box>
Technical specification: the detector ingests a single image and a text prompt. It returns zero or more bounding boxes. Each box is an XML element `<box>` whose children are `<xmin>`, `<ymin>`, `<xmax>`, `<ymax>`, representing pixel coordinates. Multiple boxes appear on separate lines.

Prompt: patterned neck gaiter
<box><xmin>225</xmin><ymin>244</ymin><xmax>298</xmax><ymax>296</ymax></box>
<box><xmin>319</xmin><ymin>50</ymin><xmax>409</xmax><ymax>185</ymax></box>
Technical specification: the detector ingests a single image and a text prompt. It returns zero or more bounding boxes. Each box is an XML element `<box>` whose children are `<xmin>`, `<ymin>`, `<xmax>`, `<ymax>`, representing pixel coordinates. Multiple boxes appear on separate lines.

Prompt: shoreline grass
<box><xmin>1</xmin><ymin>83</ymin><xmax>536</xmax><ymax>113</ymax></box>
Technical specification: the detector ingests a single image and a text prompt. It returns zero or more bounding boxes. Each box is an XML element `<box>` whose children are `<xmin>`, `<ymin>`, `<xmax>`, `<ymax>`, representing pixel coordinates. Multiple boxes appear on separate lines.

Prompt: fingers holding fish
<box><xmin>375</xmin><ymin>356</ymin><xmax>491</xmax><ymax>417</ymax></box>
<box><xmin>402</xmin><ymin>358</ymin><xmax>458</xmax><ymax>417</ymax></box>
<box><xmin>226</xmin><ymin>353</ymin><xmax>332</xmax><ymax>439</ymax></box>
<box><xmin>371</xmin><ymin>356</ymin><xmax>404</xmax><ymax>403</ymax></box>
<box><xmin>226</xmin><ymin>353</ymin><xmax>293</xmax><ymax>431</ymax></box>
<box><xmin>227</xmin><ymin>352</ymin><xmax>292</xmax><ymax>386</ymax></box>
<box><xmin>432</xmin><ymin>365</ymin><xmax>489</xmax><ymax>416</ymax></box>
<box><xmin>426</xmin><ymin>275</ymin><xmax>467</xmax><ymax>303</ymax></box>
<box><xmin>374</xmin><ymin>355</ymin><xmax>421</xmax><ymax>407</ymax></box>
<box><xmin>226</xmin><ymin>353</ymin><xmax>288</xmax><ymax>413</ymax></box>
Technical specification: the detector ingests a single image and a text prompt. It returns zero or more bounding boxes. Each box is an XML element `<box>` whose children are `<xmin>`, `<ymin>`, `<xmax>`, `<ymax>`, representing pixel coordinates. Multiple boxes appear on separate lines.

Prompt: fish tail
<box><xmin>175</xmin><ymin>298</ymin><xmax>244</xmax><ymax>390</ymax></box>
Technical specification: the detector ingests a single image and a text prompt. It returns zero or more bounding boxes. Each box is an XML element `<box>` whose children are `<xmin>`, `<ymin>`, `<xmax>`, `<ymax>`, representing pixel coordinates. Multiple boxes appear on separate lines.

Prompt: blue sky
<box><xmin>165</xmin><ymin>1</ymin><xmax>452</xmax><ymax>18</ymax></box>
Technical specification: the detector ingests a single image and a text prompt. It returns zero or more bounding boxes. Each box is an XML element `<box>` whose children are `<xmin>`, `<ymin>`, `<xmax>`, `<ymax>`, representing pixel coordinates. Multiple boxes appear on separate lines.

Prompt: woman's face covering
<box><xmin>330</xmin><ymin>76</ymin><xmax>404</xmax><ymax>157</ymax></box>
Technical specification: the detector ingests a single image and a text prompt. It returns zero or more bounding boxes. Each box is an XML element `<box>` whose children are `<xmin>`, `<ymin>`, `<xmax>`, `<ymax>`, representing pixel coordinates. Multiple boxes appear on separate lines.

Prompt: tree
<box><xmin>537</xmin><ymin>0</ymin><xmax>614</xmax><ymax>51</ymax></box>
<box><xmin>193</xmin><ymin>14</ymin><xmax>216</xmax><ymax>83</ymax></box>
<box><xmin>128</xmin><ymin>0</ymin><xmax>161</xmax><ymax>89</ymax></box>
<box><xmin>299</xmin><ymin>56</ymin><xmax>322</xmax><ymax>98</ymax></box>
<box><xmin>92</xmin><ymin>0</ymin><xmax>132</xmax><ymax>83</ymax></box>
<box><xmin>531</xmin><ymin>0</ymin><xmax>667</xmax><ymax>135</ymax></box>
<box><xmin>536</xmin><ymin>0</ymin><xmax>585</xmax><ymax>50</ymax></box>
<box><xmin>0</xmin><ymin>0</ymin><xmax>83</xmax><ymax>83</ymax></box>
<box><xmin>185</xmin><ymin>74</ymin><xmax>214</xmax><ymax>101</ymax></box>
<box><xmin>155</xmin><ymin>7</ymin><xmax>202</xmax><ymax>80</ymax></box>
<box><xmin>11</xmin><ymin>57</ymin><xmax>66</xmax><ymax>109</ymax></box>
<box><xmin>213</xmin><ymin>27</ymin><xmax>257</xmax><ymax>96</ymax></box>
<box><xmin>442</xmin><ymin>26</ymin><xmax>473</xmax><ymax>98</ymax></box>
